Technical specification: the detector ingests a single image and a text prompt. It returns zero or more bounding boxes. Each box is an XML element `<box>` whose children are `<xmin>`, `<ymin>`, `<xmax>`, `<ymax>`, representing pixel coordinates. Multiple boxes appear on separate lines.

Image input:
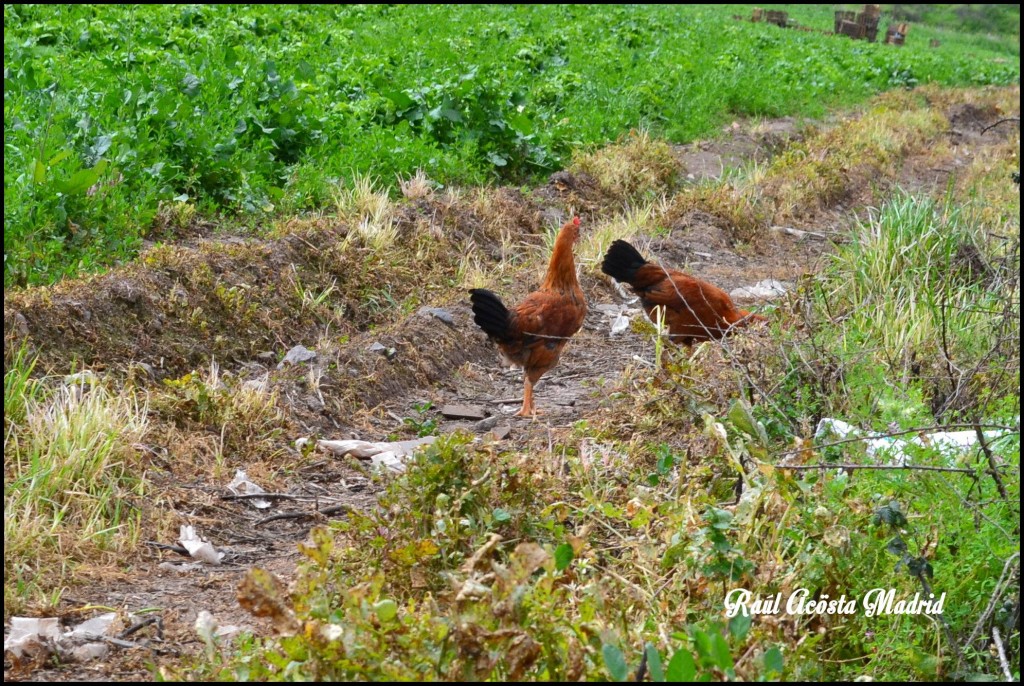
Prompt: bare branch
<box><xmin>980</xmin><ymin>117</ymin><xmax>1020</xmax><ymax>135</ymax></box>
<box><xmin>775</xmin><ymin>423</ymin><xmax>1019</xmax><ymax>456</ymax></box>
<box><xmin>991</xmin><ymin>626</ymin><xmax>1013</xmax><ymax>682</ymax></box>
<box><xmin>974</xmin><ymin>422</ymin><xmax>1010</xmax><ymax>500</ymax></box>
<box><xmin>775</xmin><ymin>462</ymin><xmax>1008</xmax><ymax>476</ymax></box>
<box><xmin>962</xmin><ymin>552</ymin><xmax>1020</xmax><ymax>653</ymax></box>
<box><xmin>219</xmin><ymin>492</ymin><xmax>307</xmax><ymax>502</ymax></box>
<box><xmin>255</xmin><ymin>503</ymin><xmax>354</xmax><ymax>527</ymax></box>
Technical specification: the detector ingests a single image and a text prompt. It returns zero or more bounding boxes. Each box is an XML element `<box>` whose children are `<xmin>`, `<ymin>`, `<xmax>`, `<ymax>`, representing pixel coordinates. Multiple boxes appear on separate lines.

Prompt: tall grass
<box><xmin>825</xmin><ymin>195</ymin><xmax>1006</xmax><ymax>360</ymax></box>
<box><xmin>4</xmin><ymin>359</ymin><xmax>149</xmax><ymax>613</ymax></box>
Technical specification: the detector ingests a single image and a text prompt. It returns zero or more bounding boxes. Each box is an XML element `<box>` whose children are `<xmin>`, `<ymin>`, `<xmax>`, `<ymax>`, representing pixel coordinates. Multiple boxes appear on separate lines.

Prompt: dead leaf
<box><xmin>510</xmin><ymin>542</ymin><xmax>550</xmax><ymax>580</ymax></box>
<box><xmin>505</xmin><ymin>632</ymin><xmax>541</xmax><ymax>680</ymax></box>
<box><xmin>461</xmin><ymin>532</ymin><xmax>503</xmax><ymax>573</ymax></box>
<box><xmin>237</xmin><ymin>568</ymin><xmax>299</xmax><ymax>634</ymax></box>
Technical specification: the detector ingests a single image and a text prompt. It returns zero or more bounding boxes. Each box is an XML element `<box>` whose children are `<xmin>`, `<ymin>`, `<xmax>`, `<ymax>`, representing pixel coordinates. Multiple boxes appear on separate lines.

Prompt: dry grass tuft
<box><xmin>335</xmin><ymin>174</ymin><xmax>399</xmax><ymax>250</ymax></box>
<box><xmin>577</xmin><ymin>201</ymin><xmax>668</xmax><ymax>276</ymax></box>
<box><xmin>571</xmin><ymin>128</ymin><xmax>680</xmax><ymax>204</ymax></box>
<box><xmin>398</xmin><ymin>169</ymin><xmax>437</xmax><ymax>201</ymax></box>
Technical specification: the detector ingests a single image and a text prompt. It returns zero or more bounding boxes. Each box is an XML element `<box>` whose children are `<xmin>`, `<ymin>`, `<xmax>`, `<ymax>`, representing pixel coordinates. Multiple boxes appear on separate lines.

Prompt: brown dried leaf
<box><xmin>510</xmin><ymin>541</ymin><xmax>551</xmax><ymax>580</ymax></box>
<box><xmin>237</xmin><ymin>568</ymin><xmax>300</xmax><ymax>634</ymax></box>
<box><xmin>460</xmin><ymin>532</ymin><xmax>503</xmax><ymax>573</ymax></box>
<box><xmin>505</xmin><ymin>632</ymin><xmax>542</xmax><ymax>680</ymax></box>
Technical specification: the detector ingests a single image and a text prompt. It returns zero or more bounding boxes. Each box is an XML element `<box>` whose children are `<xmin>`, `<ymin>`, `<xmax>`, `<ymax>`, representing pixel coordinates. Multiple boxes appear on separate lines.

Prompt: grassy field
<box><xmin>888</xmin><ymin>3</ymin><xmax>1022</xmax><ymax>37</ymax></box>
<box><xmin>3</xmin><ymin>4</ymin><xmax>1019</xmax><ymax>286</ymax></box>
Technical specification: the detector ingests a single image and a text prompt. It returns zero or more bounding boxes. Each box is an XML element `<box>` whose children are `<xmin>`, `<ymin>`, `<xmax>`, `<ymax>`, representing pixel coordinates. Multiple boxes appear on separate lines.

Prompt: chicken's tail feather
<box><xmin>601</xmin><ymin>239</ymin><xmax>649</xmax><ymax>285</ymax></box>
<box><xmin>469</xmin><ymin>289</ymin><xmax>513</xmax><ymax>343</ymax></box>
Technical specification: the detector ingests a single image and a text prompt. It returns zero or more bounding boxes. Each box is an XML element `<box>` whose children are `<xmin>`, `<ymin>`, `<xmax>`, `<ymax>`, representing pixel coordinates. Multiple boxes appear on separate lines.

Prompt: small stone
<box><xmin>369</xmin><ymin>342</ymin><xmax>398</xmax><ymax>360</ymax></box>
<box><xmin>419</xmin><ymin>307</ymin><xmax>455</xmax><ymax>326</ymax></box>
<box><xmin>441</xmin><ymin>404</ymin><xmax>488</xmax><ymax>420</ymax></box>
<box><xmin>474</xmin><ymin>416</ymin><xmax>499</xmax><ymax>432</ymax></box>
<box><xmin>277</xmin><ymin>344</ymin><xmax>317</xmax><ymax>369</ymax></box>
<box><xmin>70</xmin><ymin>301</ymin><xmax>92</xmax><ymax>323</ymax></box>
<box><xmin>110</xmin><ymin>281</ymin><xmax>142</xmax><ymax>305</ymax></box>
<box><xmin>256</xmin><ymin>351</ymin><xmax>275</xmax><ymax>361</ymax></box>
<box><xmin>13</xmin><ymin>312</ymin><xmax>30</xmax><ymax>336</ymax></box>
<box><xmin>490</xmin><ymin>425</ymin><xmax>512</xmax><ymax>441</ymax></box>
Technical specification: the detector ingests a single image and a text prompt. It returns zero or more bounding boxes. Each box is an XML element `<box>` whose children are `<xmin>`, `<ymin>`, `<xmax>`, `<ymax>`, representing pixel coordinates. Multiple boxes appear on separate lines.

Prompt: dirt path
<box><xmin>5</xmin><ymin>90</ymin><xmax>1018</xmax><ymax>681</ymax></box>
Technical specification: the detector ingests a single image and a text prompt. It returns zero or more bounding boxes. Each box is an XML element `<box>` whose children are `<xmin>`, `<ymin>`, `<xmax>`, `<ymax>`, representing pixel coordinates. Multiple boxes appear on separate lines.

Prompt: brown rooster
<box><xmin>601</xmin><ymin>239</ymin><xmax>765</xmax><ymax>346</ymax></box>
<box><xmin>469</xmin><ymin>216</ymin><xmax>587</xmax><ymax>417</ymax></box>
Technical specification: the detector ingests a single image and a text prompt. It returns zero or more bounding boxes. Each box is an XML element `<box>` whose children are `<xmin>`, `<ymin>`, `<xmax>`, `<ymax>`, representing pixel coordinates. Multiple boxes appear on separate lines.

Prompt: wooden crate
<box><xmin>834</xmin><ymin>10</ymin><xmax>856</xmax><ymax>33</ymax></box>
<box><xmin>856</xmin><ymin>12</ymin><xmax>879</xmax><ymax>42</ymax></box>
<box><xmin>765</xmin><ymin>10</ymin><xmax>788</xmax><ymax>27</ymax></box>
<box><xmin>838</xmin><ymin>19</ymin><xmax>866</xmax><ymax>39</ymax></box>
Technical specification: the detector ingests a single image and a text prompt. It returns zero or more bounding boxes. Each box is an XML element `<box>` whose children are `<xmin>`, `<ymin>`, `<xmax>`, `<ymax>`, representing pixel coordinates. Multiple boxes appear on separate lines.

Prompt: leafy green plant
<box><xmin>700</xmin><ymin>507</ymin><xmax>756</xmax><ymax>585</ymax></box>
<box><xmin>4</xmin><ymin>5</ymin><xmax>1017</xmax><ymax>286</ymax></box>
<box><xmin>403</xmin><ymin>401</ymin><xmax>439</xmax><ymax>437</ymax></box>
<box><xmin>646</xmin><ymin>442</ymin><xmax>677</xmax><ymax>486</ymax></box>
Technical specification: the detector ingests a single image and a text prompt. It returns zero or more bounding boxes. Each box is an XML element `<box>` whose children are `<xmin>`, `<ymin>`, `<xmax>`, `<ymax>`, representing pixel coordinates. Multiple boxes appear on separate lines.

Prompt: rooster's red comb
<box><xmin>572</xmin><ymin>216</ymin><xmax>580</xmax><ymax>226</ymax></box>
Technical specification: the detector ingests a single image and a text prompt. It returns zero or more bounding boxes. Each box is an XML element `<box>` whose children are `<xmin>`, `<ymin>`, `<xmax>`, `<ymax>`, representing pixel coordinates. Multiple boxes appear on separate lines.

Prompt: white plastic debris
<box><xmin>730</xmin><ymin>279</ymin><xmax>790</xmax><ymax>301</ymax></box>
<box><xmin>317</xmin><ymin>436</ymin><xmax>437</xmax><ymax>473</ymax></box>
<box><xmin>4</xmin><ymin>613</ymin><xmax>123</xmax><ymax>663</ymax></box>
<box><xmin>610</xmin><ymin>313</ymin><xmax>626</xmax><ymax>337</ymax></box>
<box><xmin>320</xmin><ymin>623</ymin><xmax>344</xmax><ymax>642</ymax></box>
<box><xmin>65</xmin><ymin>610</ymin><xmax>119</xmax><ymax>662</ymax></box>
<box><xmin>4</xmin><ymin>617</ymin><xmax>62</xmax><ymax>658</ymax></box>
<box><xmin>70</xmin><ymin>642</ymin><xmax>110</xmax><ymax>662</ymax></box>
<box><xmin>611</xmin><ymin>280</ymin><xmax>638</xmax><ymax>303</ymax></box>
<box><xmin>195</xmin><ymin>610</ymin><xmax>219</xmax><ymax>642</ymax></box>
<box><xmin>226</xmin><ymin>469</ymin><xmax>271</xmax><ymax>509</ymax></box>
<box><xmin>815</xmin><ymin>418</ymin><xmax>1012</xmax><ymax>467</ymax></box>
<box><xmin>178</xmin><ymin>525</ymin><xmax>225</xmax><ymax>565</ymax></box>
<box><xmin>67</xmin><ymin>612</ymin><xmax>119</xmax><ymax>639</ymax></box>
<box><xmin>215</xmin><ymin>623</ymin><xmax>242</xmax><ymax>639</ymax></box>
<box><xmin>596</xmin><ymin>301</ymin><xmax>640</xmax><ymax>336</ymax></box>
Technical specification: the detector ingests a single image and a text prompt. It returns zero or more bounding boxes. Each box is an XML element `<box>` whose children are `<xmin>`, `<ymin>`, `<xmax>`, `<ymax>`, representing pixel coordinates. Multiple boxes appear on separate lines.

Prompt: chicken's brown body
<box><xmin>470</xmin><ymin>217</ymin><xmax>587</xmax><ymax>417</ymax></box>
<box><xmin>601</xmin><ymin>240</ymin><xmax>764</xmax><ymax>345</ymax></box>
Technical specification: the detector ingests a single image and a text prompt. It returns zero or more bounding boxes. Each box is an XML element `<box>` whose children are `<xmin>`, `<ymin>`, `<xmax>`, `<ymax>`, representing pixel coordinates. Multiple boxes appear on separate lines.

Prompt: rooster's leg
<box><xmin>515</xmin><ymin>378</ymin><xmax>537</xmax><ymax>417</ymax></box>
